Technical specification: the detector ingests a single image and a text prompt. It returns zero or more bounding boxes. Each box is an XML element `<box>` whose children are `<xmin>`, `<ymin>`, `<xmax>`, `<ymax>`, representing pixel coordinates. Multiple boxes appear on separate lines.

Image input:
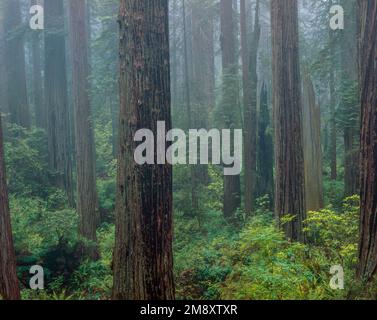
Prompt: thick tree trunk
<box><xmin>44</xmin><ymin>0</ymin><xmax>74</xmax><ymax>205</ymax></box>
<box><xmin>242</xmin><ymin>0</ymin><xmax>260</xmax><ymax>215</ymax></box>
<box><xmin>0</xmin><ymin>118</ymin><xmax>20</xmax><ymax>300</ymax></box>
<box><xmin>3</xmin><ymin>0</ymin><xmax>30</xmax><ymax>128</ymax></box>
<box><xmin>220</xmin><ymin>0</ymin><xmax>241</xmax><ymax>218</ymax></box>
<box><xmin>68</xmin><ymin>0</ymin><xmax>99</xmax><ymax>258</ymax></box>
<box><xmin>113</xmin><ymin>0</ymin><xmax>175</xmax><ymax>300</ymax></box>
<box><xmin>357</xmin><ymin>0</ymin><xmax>377</xmax><ymax>281</ymax></box>
<box><xmin>303</xmin><ymin>73</ymin><xmax>324</xmax><ymax>212</ymax></box>
<box><xmin>271</xmin><ymin>0</ymin><xmax>306</xmax><ymax>242</ymax></box>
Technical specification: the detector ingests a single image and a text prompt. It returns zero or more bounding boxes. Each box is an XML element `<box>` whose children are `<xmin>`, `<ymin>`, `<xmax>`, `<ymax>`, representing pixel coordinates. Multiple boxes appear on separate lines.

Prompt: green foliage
<box><xmin>10</xmin><ymin>194</ymin><xmax>78</xmax><ymax>258</ymax></box>
<box><xmin>304</xmin><ymin>196</ymin><xmax>359</xmax><ymax>268</ymax></box>
<box><xmin>175</xmin><ymin>197</ymin><xmax>361</xmax><ymax>300</ymax></box>
<box><xmin>94</xmin><ymin>121</ymin><xmax>116</xmax><ymax>217</ymax></box>
<box><xmin>323</xmin><ymin>179</ymin><xmax>345</xmax><ymax>208</ymax></box>
<box><xmin>4</xmin><ymin>124</ymin><xmax>51</xmax><ymax>197</ymax></box>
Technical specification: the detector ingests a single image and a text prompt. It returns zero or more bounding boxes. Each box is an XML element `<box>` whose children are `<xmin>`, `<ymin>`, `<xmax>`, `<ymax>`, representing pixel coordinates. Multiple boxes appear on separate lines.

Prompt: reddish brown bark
<box><xmin>68</xmin><ymin>0</ymin><xmax>99</xmax><ymax>258</ymax></box>
<box><xmin>0</xmin><ymin>117</ymin><xmax>20</xmax><ymax>300</ymax></box>
<box><xmin>113</xmin><ymin>0</ymin><xmax>174</xmax><ymax>300</ymax></box>
<box><xmin>357</xmin><ymin>0</ymin><xmax>377</xmax><ymax>281</ymax></box>
<box><xmin>271</xmin><ymin>0</ymin><xmax>306</xmax><ymax>241</ymax></box>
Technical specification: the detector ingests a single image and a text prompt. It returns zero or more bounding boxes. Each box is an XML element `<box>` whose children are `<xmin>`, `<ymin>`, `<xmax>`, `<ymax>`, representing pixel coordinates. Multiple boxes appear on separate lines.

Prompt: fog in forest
<box><xmin>0</xmin><ymin>0</ymin><xmax>376</xmax><ymax>302</ymax></box>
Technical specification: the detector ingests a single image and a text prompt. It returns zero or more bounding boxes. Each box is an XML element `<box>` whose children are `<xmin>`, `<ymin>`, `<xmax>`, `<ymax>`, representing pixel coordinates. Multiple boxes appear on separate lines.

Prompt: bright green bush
<box><xmin>174</xmin><ymin>197</ymin><xmax>361</xmax><ymax>300</ymax></box>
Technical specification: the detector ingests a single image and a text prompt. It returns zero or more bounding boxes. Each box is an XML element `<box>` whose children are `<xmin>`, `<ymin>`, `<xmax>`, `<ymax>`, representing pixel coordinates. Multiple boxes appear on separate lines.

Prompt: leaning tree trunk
<box><xmin>113</xmin><ymin>0</ymin><xmax>175</xmax><ymax>300</ymax></box>
<box><xmin>44</xmin><ymin>0</ymin><xmax>74</xmax><ymax>205</ymax></box>
<box><xmin>271</xmin><ymin>0</ymin><xmax>306</xmax><ymax>242</ymax></box>
<box><xmin>220</xmin><ymin>0</ymin><xmax>241</xmax><ymax>218</ymax></box>
<box><xmin>303</xmin><ymin>73</ymin><xmax>324</xmax><ymax>212</ymax></box>
<box><xmin>3</xmin><ymin>0</ymin><xmax>30</xmax><ymax>128</ymax></box>
<box><xmin>68</xmin><ymin>0</ymin><xmax>99</xmax><ymax>259</ymax></box>
<box><xmin>0</xmin><ymin>117</ymin><xmax>20</xmax><ymax>300</ymax></box>
<box><xmin>357</xmin><ymin>0</ymin><xmax>377</xmax><ymax>281</ymax></box>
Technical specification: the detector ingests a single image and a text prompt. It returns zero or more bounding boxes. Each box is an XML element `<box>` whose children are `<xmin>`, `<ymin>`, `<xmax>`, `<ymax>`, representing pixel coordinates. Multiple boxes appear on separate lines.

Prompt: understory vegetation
<box><xmin>6</xmin><ymin>124</ymin><xmax>375</xmax><ymax>300</ymax></box>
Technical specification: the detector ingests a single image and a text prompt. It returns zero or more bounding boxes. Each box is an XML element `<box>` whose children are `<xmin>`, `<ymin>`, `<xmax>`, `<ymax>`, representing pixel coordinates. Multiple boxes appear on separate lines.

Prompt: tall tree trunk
<box><xmin>191</xmin><ymin>0</ymin><xmax>212</xmax><ymax>187</ymax></box>
<box><xmin>170</xmin><ymin>0</ymin><xmax>178</xmax><ymax>109</ymax></box>
<box><xmin>113</xmin><ymin>0</ymin><xmax>175</xmax><ymax>300</ymax></box>
<box><xmin>4</xmin><ymin>0</ymin><xmax>30</xmax><ymax>128</ymax></box>
<box><xmin>329</xmin><ymin>29</ymin><xmax>337</xmax><ymax>181</ymax></box>
<box><xmin>68</xmin><ymin>0</ymin><xmax>99</xmax><ymax>258</ymax></box>
<box><xmin>341</xmin><ymin>0</ymin><xmax>359</xmax><ymax>197</ymax></box>
<box><xmin>271</xmin><ymin>0</ymin><xmax>306</xmax><ymax>242</ymax></box>
<box><xmin>302</xmin><ymin>73</ymin><xmax>324</xmax><ymax>212</ymax></box>
<box><xmin>0</xmin><ymin>117</ymin><xmax>20</xmax><ymax>300</ymax></box>
<box><xmin>31</xmin><ymin>0</ymin><xmax>45</xmax><ymax>129</ymax></box>
<box><xmin>256</xmin><ymin>83</ymin><xmax>274</xmax><ymax>203</ymax></box>
<box><xmin>182</xmin><ymin>0</ymin><xmax>198</xmax><ymax>217</ymax></box>
<box><xmin>220</xmin><ymin>0</ymin><xmax>241</xmax><ymax>218</ymax></box>
<box><xmin>357</xmin><ymin>0</ymin><xmax>377</xmax><ymax>281</ymax></box>
<box><xmin>242</xmin><ymin>0</ymin><xmax>260</xmax><ymax>215</ymax></box>
<box><xmin>0</xmin><ymin>0</ymin><xmax>8</xmax><ymax>117</ymax></box>
<box><xmin>44</xmin><ymin>0</ymin><xmax>74</xmax><ymax>205</ymax></box>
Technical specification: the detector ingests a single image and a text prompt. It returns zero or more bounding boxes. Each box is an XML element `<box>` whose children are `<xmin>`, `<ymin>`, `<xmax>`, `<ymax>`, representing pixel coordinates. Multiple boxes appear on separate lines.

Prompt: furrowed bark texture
<box><xmin>357</xmin><ymin>0</ymin><xmax>377</xmax><ymax>281</ymax></box>
<box><xmin>44</xmin><ymin>0</ymin><xmax>73</xmax><ymax>205</ymax></box>
<box><xmin>271</xmin><ymin>0</ymin><xmax>306</xmax><ymax>241</ymax></box>
<box><xmin>113</xmin><ymin>0</ymin><xmax>175</xmax><ymax>300</ymax></box>
<box><xmin>68</xmin><ymin>0</ymin><xmax>98</xmax><ymax>256</ymax></box>
<box><xmin>0</xmin><ymin>118</ymin><xmax>20</xmax><ymax>300</ymax></box>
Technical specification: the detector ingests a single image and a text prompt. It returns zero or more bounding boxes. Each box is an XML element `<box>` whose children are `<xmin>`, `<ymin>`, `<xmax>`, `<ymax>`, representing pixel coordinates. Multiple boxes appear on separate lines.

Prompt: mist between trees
<box><xmin>0</xmin><ymin>0</ymin><xmax>377</xmax><ymax>301</ymax></box>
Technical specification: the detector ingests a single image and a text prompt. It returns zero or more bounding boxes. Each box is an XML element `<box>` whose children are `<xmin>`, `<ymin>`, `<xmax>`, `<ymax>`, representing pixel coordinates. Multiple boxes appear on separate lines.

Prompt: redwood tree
<box><xmin>271</xmin><ymin>0</ymin><xmax>306</xmax><ymax>241</ymax></box>
<box><xmin>113</xmin><ymin>0</ymin><xmax>175</xmax><ymax>300</ymax></box>
<box><xmin>31</xmin><ymin>0</ymin><xmax>44</xmax><ymax>129</ymax></box>
<box><xmin>44</xmin><ymin>0</ymin><xmax>73</xmax><ymax>205</ymax></box>
<box><xmin>0</xmin><ymin>0</ymin><xmax>8</xmax><ymax>116</ymax></box>
<box><xmin>302</xmin><ymin>73</ymin><xmax>323</xmax><ymax>212</ymax></box>
<box><xmin>220</xmin><ymin>0</ymin><xmax>241</xmax><ymax>218</ymax></box>
<box><xmin>241</xmin><ymin>0</ymin><xmax>260</xmax><ymax>215</ymax></box>
<box><xmin>68</xmin><ymin>0</ymin><xmax>98</xmax><ymax>257</ymax></box>
<box><xmin>3</xmin><ymin>0</ymin><xmax>30</xmax><ymax>128</ymax></box>
<box><xmin>357</xmin><ymin>0</ymin><xmax>377</xmax><ymax>281</ymax></box>
<box><xmin>0</xmin><ymin>117</ymin><xmax>20</xmax><ymax>300</ymax></box>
